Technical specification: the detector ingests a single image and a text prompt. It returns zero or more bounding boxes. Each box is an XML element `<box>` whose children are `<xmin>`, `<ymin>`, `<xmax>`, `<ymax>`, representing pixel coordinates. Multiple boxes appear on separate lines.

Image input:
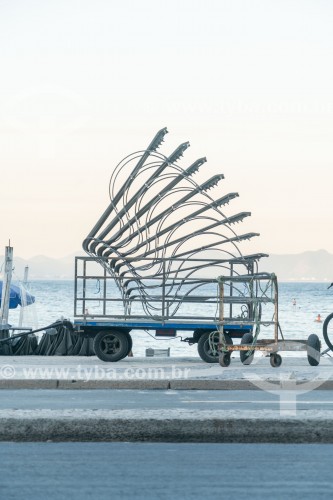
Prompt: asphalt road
<box><xmin>1</xmin><ymin>389</ymin><xmax>333</xmax><ymax>412</ymax></box>
<box><xmin>1</xmin><ymin>442</ymin><xmax>332</xmax><ymax>500</ymax></box>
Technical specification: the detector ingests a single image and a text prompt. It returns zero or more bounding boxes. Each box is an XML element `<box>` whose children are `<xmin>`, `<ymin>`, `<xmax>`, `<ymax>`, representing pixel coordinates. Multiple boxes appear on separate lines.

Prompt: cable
<box><xmin>0</xmin><ymin>320</ymin><xmax>73</xmax><ymax>344</ymax></box>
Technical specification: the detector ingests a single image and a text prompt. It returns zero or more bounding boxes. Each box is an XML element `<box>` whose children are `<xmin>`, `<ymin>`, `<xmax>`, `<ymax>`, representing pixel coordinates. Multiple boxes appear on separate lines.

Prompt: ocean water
<box><xmin>7</xmin><ymin>280</ymin><xmax>333</xmax><ymax>357</ymax></box>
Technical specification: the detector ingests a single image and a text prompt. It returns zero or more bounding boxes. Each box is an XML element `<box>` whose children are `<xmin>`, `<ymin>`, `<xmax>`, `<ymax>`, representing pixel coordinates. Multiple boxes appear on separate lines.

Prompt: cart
<box><xmin>217</xmin><ymin>273</ymin><xmax>321</xmax><ymax>367</ymax></box>
<box><xmin>73</xmin><ymin>255</ymin><xmax>264</xmax><ymax>363</ymax></box>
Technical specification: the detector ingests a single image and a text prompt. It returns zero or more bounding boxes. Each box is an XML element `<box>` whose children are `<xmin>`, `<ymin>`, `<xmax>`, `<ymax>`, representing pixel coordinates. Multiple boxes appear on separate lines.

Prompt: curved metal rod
<box><xmin>100</xmin><ymin>158</ymin><xmax>206</xmax><ymax>250</ymax></box>
<box><xmin>90</xmin><ymin>141</ymin><xmax>190</xmax><ymax>252</ymax></box>
<box><xmin>83</xmin><ymin>127</ymin><xmax>168</xmax><ymax>252</ymax></box>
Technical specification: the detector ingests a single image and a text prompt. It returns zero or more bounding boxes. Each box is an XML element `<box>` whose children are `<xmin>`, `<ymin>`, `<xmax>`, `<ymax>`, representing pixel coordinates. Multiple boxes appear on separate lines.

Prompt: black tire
<box><xmin>270</xmin><ymin>353</ymin><xmax>282</xmax><ymax>368</ymax></box>
<box><xmin>323</xmin><ymin>313</ymin><xmax>333</xmax><ymax>351</ymax></box>
<box><xmin>240</xmin><ymin>332</ymin><xmax>254</xmax><ymax>365</ymax></box>
<box><xmin>197</xmin><ymin>331</ymin><xmax>233</xmax><ymax>363</ymax></box>
<box><xmin>125</xmin><ymin>332</ymin><xmax>133</xmax><ymax>356</ymax></box>
<box><xmin>93</xmin><ymin>330</ymin><xmax>129</xmax><ymax>362</ymax></box>
<box><xmin>219</xmin><ymin>352</ymin><xmax>231</xmax><ymax>367</ymax></box>
<box><xmin>307</xmin><ymin>333</ymin><xmax>321</xmax><ymax>366</ymax></box>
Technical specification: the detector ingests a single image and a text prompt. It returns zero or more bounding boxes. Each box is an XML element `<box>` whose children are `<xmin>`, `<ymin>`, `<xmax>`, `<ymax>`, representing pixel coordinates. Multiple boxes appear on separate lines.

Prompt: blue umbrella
<box><xmin>0</xmin><ymin>281</ymin><xmax>35</xmax><ymax>309</ymax></box>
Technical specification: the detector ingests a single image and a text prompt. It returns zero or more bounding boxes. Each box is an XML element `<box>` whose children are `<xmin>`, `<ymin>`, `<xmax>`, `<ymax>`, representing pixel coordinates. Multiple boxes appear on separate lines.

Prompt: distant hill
<box><xmin>1</xmin><ymin>249</ymin><xmax>333</xmax><ymax>281</ymax></box>
<box><xmin>0</xmin><ymin>252</ymin><xmax>83</xmax><ymax>280</ymax></box>
<box><xmin>262</xmin><ymin>249</ymin><xmax>333</xmax><ymax>282</ymax></box>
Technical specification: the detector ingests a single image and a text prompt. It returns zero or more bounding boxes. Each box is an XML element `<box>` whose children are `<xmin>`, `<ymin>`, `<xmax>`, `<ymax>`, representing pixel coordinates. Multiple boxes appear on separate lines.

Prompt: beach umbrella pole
<box><xmin>0</xmin><ymin>245</ymin><xmax>13</xmax><ymax>338</ymax></box>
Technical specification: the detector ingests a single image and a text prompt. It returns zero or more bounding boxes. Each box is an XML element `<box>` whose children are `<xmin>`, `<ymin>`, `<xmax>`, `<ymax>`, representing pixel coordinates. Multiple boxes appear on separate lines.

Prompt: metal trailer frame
<box><xmin>73</xmin><ymin>255</ymin><xmax>265</xmax><ymax>362</ymax></box>
<box><xmin>217</xmin><ymin>273</ymin><xmax>321</xmax><ymax>367</ymax></box>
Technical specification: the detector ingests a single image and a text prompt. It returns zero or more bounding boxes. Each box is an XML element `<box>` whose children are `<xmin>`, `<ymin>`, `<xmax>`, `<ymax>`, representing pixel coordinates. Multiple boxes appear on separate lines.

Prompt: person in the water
<box><xmin>328</xmin><ymin>283</ymin><xmax>333</xmax><ymax>289</ymax></box>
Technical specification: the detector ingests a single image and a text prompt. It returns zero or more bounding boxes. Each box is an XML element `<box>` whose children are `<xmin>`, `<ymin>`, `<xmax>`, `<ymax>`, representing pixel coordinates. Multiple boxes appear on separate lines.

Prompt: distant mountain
<box><xmin>262</xmin><ymin>249</ymin><xmax>333</xmax><ymax>282</ymax></box>
<box><xmin>1</xmin><ymin>249</ymin><xmax>332</xmax><ymax>281</ymax></box>
<box><xmin>0</xmin><ymin>252</ymin><xmax>83</xmax><ymax>280</ymax></box>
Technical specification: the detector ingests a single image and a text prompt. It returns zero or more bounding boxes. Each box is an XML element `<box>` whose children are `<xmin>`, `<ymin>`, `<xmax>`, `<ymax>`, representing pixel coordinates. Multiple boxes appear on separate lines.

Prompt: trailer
<box><xmin>73</xmin><ymin>127</ymin><xmax>276</xmax><ymax>362</ymax></box>
<box><xmin>73</xmin><ymin>255</ymin><xmax>266</xmax><ymax>363</ymax></box>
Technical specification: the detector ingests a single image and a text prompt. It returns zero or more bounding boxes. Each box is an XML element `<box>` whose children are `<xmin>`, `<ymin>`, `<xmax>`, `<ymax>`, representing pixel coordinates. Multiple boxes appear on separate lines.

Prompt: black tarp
<box><xmin>0</xmin><ymin>321</ymin><xmax>95</xmax><ymax>356</ymax></box>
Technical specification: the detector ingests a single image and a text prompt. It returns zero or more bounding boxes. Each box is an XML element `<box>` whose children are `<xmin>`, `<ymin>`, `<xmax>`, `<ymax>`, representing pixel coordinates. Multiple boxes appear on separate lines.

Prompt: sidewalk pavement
<box><xmin>0</xmin><ymin>354</ymin><xmax>333</xmax><ymax>389</ymax></box>
<box><xmin>1</xmin><ymin>354</ymin><xmax>333</xmax><ymax>442</ymax></box>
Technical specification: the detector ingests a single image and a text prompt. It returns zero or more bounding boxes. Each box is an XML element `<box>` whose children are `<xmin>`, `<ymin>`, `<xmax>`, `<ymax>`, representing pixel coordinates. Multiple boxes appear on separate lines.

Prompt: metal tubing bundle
<box><xmin>82</xmin><ymin>128</ymin><xmax>266</xmax><ymax>318</ymax></box>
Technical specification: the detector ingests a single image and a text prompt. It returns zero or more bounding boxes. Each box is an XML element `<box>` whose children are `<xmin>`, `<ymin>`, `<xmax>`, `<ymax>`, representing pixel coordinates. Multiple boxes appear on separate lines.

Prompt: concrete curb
<box><xmin>1</xmin><ymin>378</ymin><xmax>333</xmax><ymax>390</ymax></box>
<box><xmin>0</xmin><ymin>416</ymin><xmax>332</xmax><ymax>443</ymax></box>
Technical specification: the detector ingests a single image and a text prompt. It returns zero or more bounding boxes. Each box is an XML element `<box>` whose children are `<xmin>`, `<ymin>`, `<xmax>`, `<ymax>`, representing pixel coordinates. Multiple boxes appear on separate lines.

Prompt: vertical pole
<box><xmin>218</xmin><ymin>279</ymin><xmax>224</xmax><ymax>346</ymax></box>
<box><xmin>103</xmin><ymin>264</ymin><xmax>107</xmax><ymax>316</ymax></box>
<box><xmin>0</xmin><ymin>245</ymin><xmax>14</xmax><ymax>338</ymax></box>
<box><xmin>162</xmin><ymin>260</ymin><xmax>166</xmax><ymax>322</ymax></box>
<box><xmin>18</xmin><ymin>266</ymin><xmax>29</xmax><ymax>327</ymax></box>
<box><xmin>83</xmin><ymin>258</ymin><xmax>87</xmax><ymax>316</ymax></box>
<box><xmin>274</xmin><ymin>275</ymin><xmax>278</xmax><ymax>344</ymax></box>
<box><xmin>74</xmin><ymin>257</ymin><xmax>78</xmax><ymax>317</ymax></box>
<box><xmin>230</xmin><ymin>263</ymin><xmax>233</xmax><ymax>319</ymax></box>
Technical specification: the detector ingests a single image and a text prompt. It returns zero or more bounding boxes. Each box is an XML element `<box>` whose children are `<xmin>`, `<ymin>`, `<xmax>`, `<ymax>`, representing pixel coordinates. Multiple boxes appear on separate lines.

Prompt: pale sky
<box><xmin>0</xmin><ymin>0</ymin><xmax>332</xmax><ymax>259</ymax></box>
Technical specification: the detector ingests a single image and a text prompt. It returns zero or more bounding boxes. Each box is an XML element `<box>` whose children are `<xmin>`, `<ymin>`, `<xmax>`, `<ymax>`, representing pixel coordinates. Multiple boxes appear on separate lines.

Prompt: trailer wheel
<box><xmin>125</xmin><ymin>332</ymin><xmax>133</xmax><ymax>356</ymax></box>
<box><xmin>240</xmin><ymin>333</ymin><xmax>254</xmax><ymax>365</ymax></box>
<box><xmin>219</xmin><ymin>352</ymin><xmax>231</xmax><ymax>367</ymax></box>
<box><xmin>270</xmin><ymin>353</ymin><xmax>282</xmax><ymax>368</ymax></box>
<box><xmin>323</xmin><ymin>313</ymin><xmax>333</xmax><ymax>351</ymax></box>
<box><xmin>307</xmin><ymin>334</ymin><xmax>321</xmax><ymax>366</ymax></box>
<box><xmin>93</xmin><ymin>330</ymin><xmax>129</xmax><ymax>362</ymax></box>
<box><xmin>197</xmin><ymin>331</ymin><xmax>232</xmax><ymax>363</ymax></box>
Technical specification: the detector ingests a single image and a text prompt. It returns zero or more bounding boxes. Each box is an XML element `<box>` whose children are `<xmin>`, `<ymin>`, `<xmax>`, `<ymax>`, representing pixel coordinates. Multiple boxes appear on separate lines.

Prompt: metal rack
<box><xmin>217</xmin><ymin>273</ymin><xmax>321</xmax><ymax>367</ymax></box>
<box><xmin>74</xmin><ymin>255</ymin><xmax>263</xmax><ymax>324</ymax></box>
